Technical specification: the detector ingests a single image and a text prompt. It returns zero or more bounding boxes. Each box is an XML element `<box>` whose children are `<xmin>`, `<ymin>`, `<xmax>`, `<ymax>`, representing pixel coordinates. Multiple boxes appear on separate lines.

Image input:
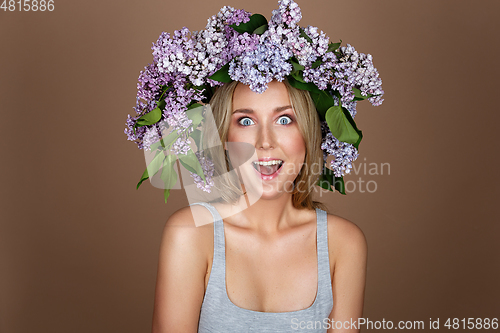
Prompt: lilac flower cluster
<box><xmin>340</xmin><ymin>44</ymin><xmax>384</xmax><ymax>106</ymax></box>
<box><xmin>125</xmin><ymin>114</ymin><xmax>145</xmax><ymax>149</ymax></box>
<box><xmin>302</xmin><ymin>43</ymin><xmax>384</xmax><ymax>106</ymax></box>
<box><xmin>226</xmin><ymin>0</ymin><xmax>329</xmax><ymax>92</ymax></box>
<box><xmin>271</xmin><ymin>0</ymin><xmax>302</xmax><ymax>28</ymax></box>
<box><xmin>189</xmin><ymin>151</ymin><xmax>215</xmax><ymax>193</ymax></box>
<box><xmin>302</xmin><ymin>52</ymin><xmax>336</xmax><ymax>90</ymax></box>
<box><xmin>142</xmin><ymin>125</ymin><xmax>161</xmax><ymax>152</ymax></box>
<box><xmin>303</xmin><ymin>49</ymin><xmax>358</xmax><ymax>104</ymax></box>
<box><xmin>229</xmin><ymin>43</ymin><xmax>293</xmax><ymax>93</ymax></box>
<box><xmin>124</xmin><ymin>62</ymin><xmax>169</xmax><ymax>148</ymax></box>
<box><xmin>161</xmin><ymin>79</ymin><xmax>204</xmax><ymax>155</ymax></box>
<box><xmin>195</xmin><ymin>6</ymin><xmax>259</xmax><ymax>86</ymax></box>
<box><xmin>320</xmin><ymin>121</ymin><xmax>359</xmax><ymax>177</ymax></box>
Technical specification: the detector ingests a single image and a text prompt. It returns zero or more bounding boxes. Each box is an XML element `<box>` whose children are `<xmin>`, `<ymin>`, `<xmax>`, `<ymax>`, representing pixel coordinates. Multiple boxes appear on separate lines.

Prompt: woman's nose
<box><xmin>256</xmin><ymin>124</ymin><xmax>275</xmax><ymax>150</ymax></box>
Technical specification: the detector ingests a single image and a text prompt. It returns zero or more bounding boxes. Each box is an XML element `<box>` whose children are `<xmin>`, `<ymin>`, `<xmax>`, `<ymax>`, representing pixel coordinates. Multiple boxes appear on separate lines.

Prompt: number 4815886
<box><xmin>1</xmin><ymin>0</ymin><xmax>55</xmax><ymax>11</ymax></box>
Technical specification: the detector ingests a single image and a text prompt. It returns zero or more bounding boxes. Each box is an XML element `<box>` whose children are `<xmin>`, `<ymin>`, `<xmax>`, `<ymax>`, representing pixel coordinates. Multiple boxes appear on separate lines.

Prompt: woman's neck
<box><xmin>220</xmin><ymin>192</ymin><xmax>304</xmax><ymax>234</ymax></box>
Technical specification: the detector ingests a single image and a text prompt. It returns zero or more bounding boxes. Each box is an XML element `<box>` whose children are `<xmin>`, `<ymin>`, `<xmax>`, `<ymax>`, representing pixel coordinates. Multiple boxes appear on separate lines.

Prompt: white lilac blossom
<box><xmin>320</xmin><ymin>122</ymin><xmax>359</xmax><ymax>177</ymax></box>
<box><xmin>189</xmin><ymin>152</ymin><xmax>215</xmax><ymax>193</ymax></box>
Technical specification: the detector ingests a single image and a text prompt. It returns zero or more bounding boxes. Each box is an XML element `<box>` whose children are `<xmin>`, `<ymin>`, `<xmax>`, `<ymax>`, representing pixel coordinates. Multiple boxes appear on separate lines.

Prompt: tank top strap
<box><xmin>189</xmin><ymin>202</ymin><xmax>226</xmax><ymax>288</ymax></box>
<box><xmin>315</xmin><ymin>208</ymin><xmax>333</xmax><ymax>304</ymax></box>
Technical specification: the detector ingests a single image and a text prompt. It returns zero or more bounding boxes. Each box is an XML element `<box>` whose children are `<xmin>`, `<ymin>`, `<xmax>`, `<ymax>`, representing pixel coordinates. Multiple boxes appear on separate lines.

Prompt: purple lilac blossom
<box><xmin>124</xmin><ymin>113</ymin><xmax>146</xmax><ymax>149</ymax></box>
<box><xmin>143</xmin><ymin>124</ymin><xmax>161</xmax><ymax>151</ymax></box>
<box><xmin>271</xmin><ymin>0</ymin><xmax>302</xmax><ymax>28</ymax></box>
<box><xmin>229</xmin><ymin>43</ymin><xmax>293</xmax><ymax>93</ymax></box>
<box><xmin>194</xmin><ymin>6</ymin><xmax>257</xmax><ymax>87</ymax></box>
<box><xmin>189</xmin><ymin>151</ymin><xmax>215</xmax><ymax>193</ymax></box>
<box><xmin>125</xmin><ymin>62</ymin><xmax>171</xmax><ymax>149</ymax></box>
<box><xmin>161</xmin><ymin>79</ymin><xmax>204</xmax><ymax>155</ymax></box>
<box><xmin>263</xmin><ymin>0</ymin><xmax>322</xmax><ymax>67</ymax></box>
<box><xmin>320</xmin><ymin>121</ymin><xmax>359</xmax><ymax>177</ymax></box>
<box><xmin>153</xmin><ymin>28</ymin><xmax>199</xmax><ymax>81</ymax></box>
<box><xmin>302</xmin><ymin>52</ymin><xmax>337</xmax><ymax>90</ymax></box>
<box><xmin>302</xmin><ymin>26</ymin><xmax>329</xmax><ymax>57</ymax></box>
<box><xmin>340</xmin><ymin>44</ymin><xmax>384</xmax><ymax>106</ymax></box>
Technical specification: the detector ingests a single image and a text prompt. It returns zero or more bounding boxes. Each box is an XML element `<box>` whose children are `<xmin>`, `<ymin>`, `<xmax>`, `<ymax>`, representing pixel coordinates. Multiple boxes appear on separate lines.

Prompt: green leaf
<box><xmin>160</xmin><ymin>154</ymin><xmax>179</xmax><ymax>190</ymax></box>
<box><xmin>252</xmin><ymin>24</ymin><xmax>268</xmax><ymax>35</ymax></box>
<box><xmin>156</xmin><ymin>99</ymin><xmax>166</xmax><ymax>111</ymax></box>
<box><xmin>149</xmin><ymin>140</ymin><xmax>163</xmax><ymax>152</ymax></box>
<box><xmin>341</xmin><ymin>106</ymin><xmax>363</xmax><ymax>148</ymax></box>
<box><xmin>287</xmin><ymin>75</ymin><xmax>321</xmax><ymax>93</ymax></box>
<box><xmin>299</xmin><ymin>28</ymin><xmax>313</xmax><ymax>44</ymax></box>
<box><xmin>178</xmin><ymin>150</ymin><xmax>206</xmax><ymax>183</ymax></box>
<box><xmin>208</xmin><ymin>63</ymin><xmax>232</xmax><ymax>83</ymax></box>
<box><xmin>136</xmin><ymin>151</ymin><xmax>165</xmax><ymax>189</ymax></box>
<box><xmin>187</xmin><ymin>102</ymin><xmax>202</xmax><ymax>110</ymax></box>
<box><xmin>134</xmin><ymin>107</ymin><xmax>162</xmax><ymax>128</ymax></box>
<box><xmin>230</xmin><ymin>14</ymin><xmax>268</xmax><ymax>34</ymax></box>
<box><xmin>186</xmin><ymin>105</ymin><xmax>204</xmax><ymax>128</ymax></box>
<box><xmin>334</xmin><ymin>176</ymin><xmax>346</xmax><ymax>194</ymax></box>
<box><xmin>309</xmin><ymin>90</ymin><xmax>335</xmax><ymax>118</ymax></box>
<box><xmin>290</xmin><ymin>59</ymin><xmax>305</xmax><ymax>74</ymax></box>
<box><xmin>327</xmin><ymin>41</ymin><xmax>341</xmax><ymax>53</ymax></box>
<box><xmin>317</xmin><ymin>166</ymin><xmax>334</xmax><ymax>191</ymax></box>
<box><xmin>311</xmin><ymin>59</ymin><xmax>322</xmax><ymax>69</ymax></box>
<box><xmin>161</xmin><ymin>130</ymin><xmax>180</xmax><ymax>149</ymax></box>
<box><xmin>137</xmin><ymin>168</ymin><xmax>149</xmax><ymax>190</ymax></box>
<box><xmin>352</xmin><ymin>87</ymin><xmax>373</xmax><ymax>101</ymax></box>
<box><xmin>325</xmin><ymin>105</ymin><xmax>360</xmax><ymax>145</ymax></box>
<box><xmin>317</xmin><ymin>173</ymin><xmax>332</xmax><ymax>191</ymax></box>
<box><xmin>316</xmin><ymin>168</ymin><xmax>346</xmax><ymax>195</ymax></box>
<box><xmin>191</xmin><ymin>129</ymin><xmax>202</xmax><ymax>150</ymax></box>
<box><xmin>291</xmin><ymin>71</ymin><xmax>305</xmax><ymax>83</ymax></box>
<box><xmin>163</xmin><ymin>189</ymin><xmax>171</xmax><ymax>203</ymax></box>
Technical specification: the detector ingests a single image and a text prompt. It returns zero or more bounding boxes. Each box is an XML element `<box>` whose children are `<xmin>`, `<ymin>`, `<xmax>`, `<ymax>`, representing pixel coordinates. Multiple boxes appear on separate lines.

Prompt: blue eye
<box><xmin>238</xmin><ymin>117</ymin><xmax>254</xmax><ymax>126</ymax></box>
<box><xmin>277</xmin><ymin>116</ymin><xmax>292</xmax><ymax>125</ymax></box>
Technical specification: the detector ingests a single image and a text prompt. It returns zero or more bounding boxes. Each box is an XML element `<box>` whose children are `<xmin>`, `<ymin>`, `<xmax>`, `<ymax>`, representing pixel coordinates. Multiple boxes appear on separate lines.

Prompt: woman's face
<box><xmin>228</xmin><ymin>80</ymin><xmax>306</xmax><ymax>199</ymax></box>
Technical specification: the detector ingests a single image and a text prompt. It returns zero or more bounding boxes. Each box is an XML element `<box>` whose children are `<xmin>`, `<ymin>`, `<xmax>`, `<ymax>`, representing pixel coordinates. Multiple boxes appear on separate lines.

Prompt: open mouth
<box><xmin>252</xmin><ymin>160</ymin><xmax>284</xmax><ymax>176</ymax></box>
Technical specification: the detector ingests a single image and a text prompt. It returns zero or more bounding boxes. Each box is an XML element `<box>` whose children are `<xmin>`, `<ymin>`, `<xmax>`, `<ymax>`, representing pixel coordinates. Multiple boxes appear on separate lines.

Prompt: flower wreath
<box><xmin>124</xmin><ymin>0</ymin><xmax>384</xmax><ymax>202</ymax></box>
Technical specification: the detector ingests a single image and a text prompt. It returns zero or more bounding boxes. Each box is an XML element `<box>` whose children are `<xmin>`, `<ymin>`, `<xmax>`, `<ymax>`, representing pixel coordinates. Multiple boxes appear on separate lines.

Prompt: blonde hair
<box><xmin>208</xmin><ymin>80</ymin><xmax>324</xmax><ymax>210</ymax></box>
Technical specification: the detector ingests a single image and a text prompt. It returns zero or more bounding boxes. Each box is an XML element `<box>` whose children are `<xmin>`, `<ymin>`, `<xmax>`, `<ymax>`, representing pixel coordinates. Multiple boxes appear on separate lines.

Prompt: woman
<box><xmin>124</xmin><ymin>0</ymin><xmax>383</xmax><ymax>331</ymax></box>
<box><xmin>151</xmin><ymin>79</ymin><xmax>367</xmax><ymax>332</ymax></box>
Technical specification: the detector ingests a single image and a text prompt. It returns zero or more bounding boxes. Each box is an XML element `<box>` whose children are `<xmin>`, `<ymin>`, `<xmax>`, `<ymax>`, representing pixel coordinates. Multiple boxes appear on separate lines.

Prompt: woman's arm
<box><xmin>152</xmin><ymin>207</ymin><xmax>212</xmax><ymax>333</ymax></box>
<box><xmin>327</xmin><ymin>215</ymin><xmax>368</xmax><ymax>333</ymax></box>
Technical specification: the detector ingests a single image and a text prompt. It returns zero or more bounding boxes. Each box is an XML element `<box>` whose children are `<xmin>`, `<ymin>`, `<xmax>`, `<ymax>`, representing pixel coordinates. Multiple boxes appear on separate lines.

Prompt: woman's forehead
<box><xmin>232</xmin><ymin>81</ymin><xmax>292</xmax><ymax>111</ymax></box>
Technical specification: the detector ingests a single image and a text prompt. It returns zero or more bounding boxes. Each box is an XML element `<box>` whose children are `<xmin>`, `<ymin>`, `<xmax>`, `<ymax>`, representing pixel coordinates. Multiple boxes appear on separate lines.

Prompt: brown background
<box><xmin>1</xmin><ymin>0</ymin><xmax>499</xmax><ymax>332</ymax></box>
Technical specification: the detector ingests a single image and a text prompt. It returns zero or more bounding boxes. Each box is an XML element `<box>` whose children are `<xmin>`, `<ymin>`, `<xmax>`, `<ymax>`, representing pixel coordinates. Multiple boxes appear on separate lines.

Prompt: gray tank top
<box><xmin>192</xmin><ymin>202</ymin><xmax>333</xmax><ymax>332</ymax></box>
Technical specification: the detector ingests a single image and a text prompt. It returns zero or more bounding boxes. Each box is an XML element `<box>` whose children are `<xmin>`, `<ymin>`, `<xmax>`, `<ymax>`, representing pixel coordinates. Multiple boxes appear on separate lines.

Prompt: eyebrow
<box><xmin>232</xmin><ymin>105</ymin><xmax>293</xmax><ymax>114</ymax></box>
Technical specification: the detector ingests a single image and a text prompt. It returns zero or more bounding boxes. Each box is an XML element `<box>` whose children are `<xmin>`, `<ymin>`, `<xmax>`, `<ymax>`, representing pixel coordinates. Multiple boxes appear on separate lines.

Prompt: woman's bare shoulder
<box><xmin>326</xmin><ymin>213</ymin><xmax>367</xmax><ymax>259</ymax></box>
<box><xmin>161</xmin><ymin>205</ymin><xmax>215</xmax><ymax>254</ymax></box>
<box><xmin>153</xmin><ymin>205</ymin><xmax>215</xmax><ymax>332</ymax></box>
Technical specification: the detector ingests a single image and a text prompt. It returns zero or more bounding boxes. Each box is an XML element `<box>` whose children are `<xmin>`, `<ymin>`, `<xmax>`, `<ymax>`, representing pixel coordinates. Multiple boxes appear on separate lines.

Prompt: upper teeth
<box><xmin>253</xmin><ymin>160</ymin><xmax>283</xmax><ymax>166</ymax></box>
